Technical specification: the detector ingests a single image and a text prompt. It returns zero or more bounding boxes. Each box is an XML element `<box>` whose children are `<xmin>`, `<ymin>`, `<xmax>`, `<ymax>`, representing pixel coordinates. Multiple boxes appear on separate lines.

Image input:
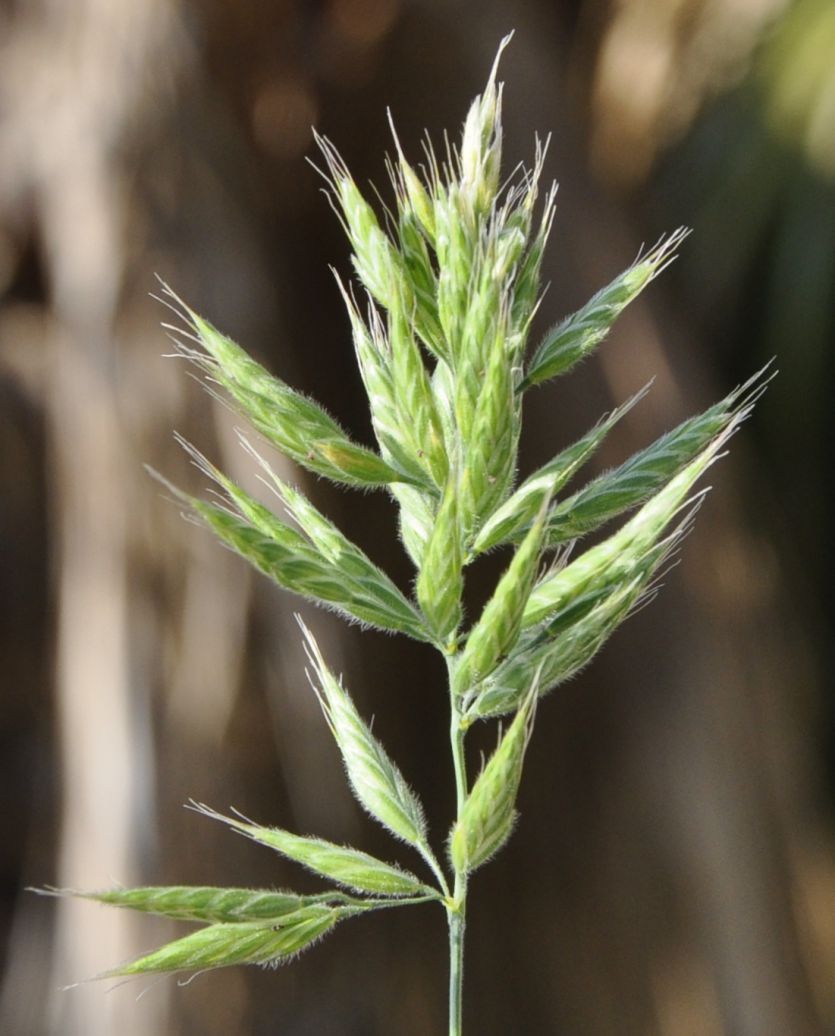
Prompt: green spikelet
<box><xmin>106</xmin><ymin>909</ymin><xmax>340</xmax><ymax>977</ymax></box>
<box><xmin>524</xmin><ymin>433</ymin><xmax>728</xmax><ymax>629</ymax></box>
<box><xmin>395</xmin><ymin>212</ymin><xmax>446</xmax><ymax>359</ymax></box>
<box><xmin>161</xmin><ymin>293</ymin><xmax>415</xmax><ymax>490</ymax></box>
<box><xmin>388</xmin><ymin>299</ymin><xmax>449</xmax><ymax>486</ymax></box>
<box><xmin>435</xmin><ymin>184</ymin><xmax>476</xmax><ymax>364</ymax></box>
<box><xmin>390</xmin><ymin>482</ymin><xmax>437</xmax><ymax>569</ymax></box>
<box><xmin>193</xmin><ymin>805</ymin><xmax>430</xmax><ymax>898</ymax></box>
<box><xmin>453</xmin><ymin>498</ymin><xmax>550</xmax><ymax>697</ymax></box>
<box><xmin>416</xmin><ymin>472</ymin><xmax>464</xmax><ymax>646</ymax></box>
<box><xmin>457</xmin><ymin>312</ymin><xmax>519</xmax><ymax>538</ymax></box>
<box><xmin>521</xmin><ymin>228</ymin><xmax>690</xmax><ymax>389</ymax></box>
<box><xmin>466</xmin><ymin>576</ymin><xmax>652</xmax><ymax>721</ymax></box>
<box><xmin>458</xmin><ymin>34</ymin><xmax>509</xmax><ymax>218</ymax></box>
<box><xmin>246</xmin><ymin>447</ymin><xmax>430</xmax><ymax>634</ymax></box>
<box><xmin>449</xmin><ymin>690</ymin><xmax>536</xmax><ymax>873</ymax></box>
<box><xmin>336</xmin><ymin>278</ymin><xmax>422</xmax><ymax>480</ymax></box>
<box><xmin>472</xmin><ymin>384</ymin><xmax>649</xmax><ymax>555</ymax></box>
<box><xmin>301</xmin><ymin>622</ymin><xmax>429</xmax><ymax>850</ymax></box>
<box><xmin>183</xmin><ymin>486</ymin><xmax>430</xmax><ymax>642</ymax></box>
<box><xmin>388</xmin><ymin>117</ymin><xmax>437</xmax><ymax>241</ymax></box>
<box><xmin>316</xmin><ymin>135</ymin><xmax>405</xmax><ymax>312</ymax></box>
<box><xmin>510</xmin><ymin>169</ymin><xmax>557</xmax><ymax>346</ymax></box>
<box><xmin>65</xmin><ymin>886</ymin><xmax>330</xmax><ymax>925</ymax></box>
<box><xmin>543</xmin><ymin>368</ymin><xmax>769</xmax><ymax>546</ymax></box>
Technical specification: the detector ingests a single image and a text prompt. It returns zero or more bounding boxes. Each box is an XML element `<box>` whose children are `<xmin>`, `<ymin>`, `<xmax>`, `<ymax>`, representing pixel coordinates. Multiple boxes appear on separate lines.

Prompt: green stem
<box><xmin>339</xmin><ymin>893</ymin><xmax>441</xmax><ymax>918</ymax></box>
<box><xmin>448</xmin><ymin>898</ymin><xmax>466</xmax><ymax>1036</ymax></box>
<box><xmin>420</xmin><ymin>842</ymin><xmax>452</xmax><ymax>900</ymax></box>
<box><xmin>447</xmin><ymin>680</ymin><xmax>468</xmax><ymax>1036</ymax></box>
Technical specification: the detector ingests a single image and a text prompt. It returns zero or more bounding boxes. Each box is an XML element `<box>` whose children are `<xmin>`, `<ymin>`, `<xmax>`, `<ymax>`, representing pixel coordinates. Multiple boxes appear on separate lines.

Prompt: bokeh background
<box><xmin>2</xmin><ymin>1</ymin><xmax>834</xmax><ymax>1033</ymax></box>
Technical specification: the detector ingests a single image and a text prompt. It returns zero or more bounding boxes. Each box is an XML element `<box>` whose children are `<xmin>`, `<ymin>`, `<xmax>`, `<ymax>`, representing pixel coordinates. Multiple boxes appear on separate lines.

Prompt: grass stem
<box><xmin>448</xmin><ymin>673</ymin><xmax>469</xmax><ymax>1035</ymax></box>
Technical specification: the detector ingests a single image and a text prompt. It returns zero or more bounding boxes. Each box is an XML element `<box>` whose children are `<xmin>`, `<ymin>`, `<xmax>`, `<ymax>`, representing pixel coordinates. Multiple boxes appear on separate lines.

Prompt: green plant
<box><xmin>42</xmin><ymin>36</ymin><xmax>768</xmax><ymax>1034</ymax></box>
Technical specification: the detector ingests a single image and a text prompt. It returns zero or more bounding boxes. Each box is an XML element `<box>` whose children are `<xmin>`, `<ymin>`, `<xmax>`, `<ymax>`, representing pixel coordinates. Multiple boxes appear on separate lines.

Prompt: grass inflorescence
<box><xmin>44</xmin><ymin>34</ymin><xmax>770</xmax><ymax>1035</ymax></box>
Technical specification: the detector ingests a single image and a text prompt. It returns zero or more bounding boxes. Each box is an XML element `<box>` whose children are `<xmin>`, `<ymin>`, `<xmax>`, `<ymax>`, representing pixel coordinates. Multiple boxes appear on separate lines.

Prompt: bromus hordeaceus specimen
<box><xmin>40</xmin><ymin>35</ymin><xmax>771</xmax><ymax>1034</ymax></box>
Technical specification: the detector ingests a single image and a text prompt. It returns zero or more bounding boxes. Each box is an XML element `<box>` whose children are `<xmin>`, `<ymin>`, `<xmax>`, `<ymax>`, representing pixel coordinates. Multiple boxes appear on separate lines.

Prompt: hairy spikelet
<box><xmin>543</xmin><ymin>366</ymin><xmax>771</xmax><ymax>546</ymax></box>
<box><xmin>453</xmin><ymin>498</ymin><xmax>551</xmax><ymax>697</ymax></box>
<box><xmin>510</xmin><ymin>172</ymin><xmax>557</xmax><ymax>346</ymax></box>
<box><xmin>390</xmin><ymin>482</ymin><xmax>437</xmax><ymax>568</ymax></box>
<box><xmin>62</xmin><ymin>886</ymin><xmax>332</xmax><ymax>925</ymax></box>
<box><xmin>524</xmin><ymin>428</ymin><xmax>733</xmax><ymax>629</ymax></box>
<box><xmin>468</xmin><ymin>568</ymin><xmax>659</xmax><ymax>721</ymax></box>
<box><xmin>450</xmin><ymin>690</ymin><xmax>536</xmax><ymax>873</ymax></box>
<box><xmin>457</xmin><ymin>310</ymin><xmax>519</xmax><ymax>538</ymax></box>
<box><xmin>522</xmin><ymin>228</ymin><xmax>690</xmax><ymax>388</ymax></box>
<box><xmin>472</xmin><ymin>384</ymin><xmax>649</xmax><ymax>555</ymax></box>
<box><xmin>461</xmin><ymin>402</ymin><xmax>763</xmax><ymax>721</ymax></box>
<box><xmin>435</xmin><ymin>184</ymin><xmax>476</xmax><ymax>363</ymax></box>
<box><xmin>387</xmin><ymin>300</ymin><xmax>448</xmax><ymax>486</ymax></box>
<box><xmin>167</xmin><ymin>436</ymin><xmax>431</xmax><ymax>640</ymax></box>
<box><xmin>458</xmin><ymin>34</ymin><xmax>508</xmax><ymax>218</ymax></box>
<box><xmin>316</xmin><ymin>134</ymin><xmax>406</xmax><ymax>313</ymax></box>
<box><xmin>185</xmin><ymin>493</ymin><xmax>430</xmax><ymax>642</ymax></box>
<box><xmin>416</xmin><ymin>472</ymin><xmax>464</xmax><ymax>646</ymax></box>
<box><xmin>388</xmin><ymin>119</ymin><xmax>436</xmax><ymax>241</ymax></box>
<box><xmin>193</xmin><ymin>804</ymin><xmax>430</xmax><ymax>897</ymax></box>
<box><xmin>337</xmin><ymin>277</ymin><xmax>425</xmax><ymax>482</ymax></box>
<box><xmin>106</xmin><ymin>910</ymin><xmax>340</xmax><ymax>977</ymax></box>
<box><xmin>161</xmin><ymin>290</ymin><xmax>416</xmax><ymax>490</ymax></box>
<box><xmin>301</xmin><ymin>621</ymin><xmax>429</xmax><ymax>850</ymax></box>
<box><xmin>394</xmin><ymin>209</ymin><xmax>446</xmax><ymax>359</ymax></box>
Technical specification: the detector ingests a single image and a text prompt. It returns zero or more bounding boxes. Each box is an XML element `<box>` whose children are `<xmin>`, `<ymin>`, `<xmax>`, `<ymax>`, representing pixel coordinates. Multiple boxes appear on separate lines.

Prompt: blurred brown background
<box><xmin>1</xmin><ymin>1</ymin><xmax>834</xmax><ymax>1033</ymax></box>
